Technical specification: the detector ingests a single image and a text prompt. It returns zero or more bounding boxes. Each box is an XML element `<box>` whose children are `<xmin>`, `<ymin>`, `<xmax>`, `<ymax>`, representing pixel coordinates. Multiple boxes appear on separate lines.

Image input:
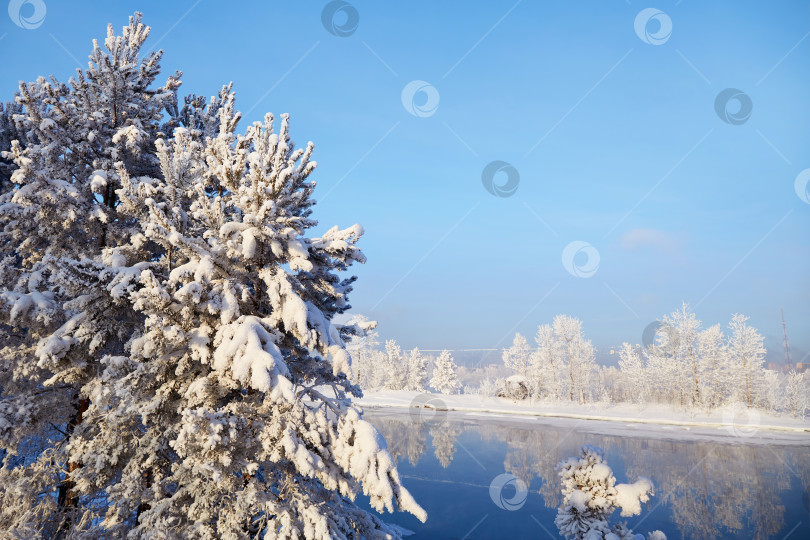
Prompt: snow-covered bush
<box><xmin>498</xmin><ymin>375</ymin><xmax>530</xmax><ymax>401</ymax></box>
<box><xmin>468</xmin><ymin>377</ymin><xmax>501</xmax><ymax>400</ymax></box>
<box><xmin>556</xmin><ymin>445</ymin><xmax>665</xmax><ymax>540</ymax></box>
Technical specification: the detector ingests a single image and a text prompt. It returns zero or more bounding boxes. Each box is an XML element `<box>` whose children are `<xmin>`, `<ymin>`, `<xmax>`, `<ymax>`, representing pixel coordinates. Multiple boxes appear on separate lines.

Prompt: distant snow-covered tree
<box><xmin>696</xmin><ymin>324</ymin><xmax>727</xmax><ymax>408</ymax></box>
<box><xmin>555</xmin><ymin>445</ymin><xmax>665</xmax><ymax>540</ymax></box>
<box><xmin>617</xmin><ymin>343</ymin><xmax>647</xmax><ymax>405</ymax></box>
<box><xmin>727</xmin><ymin>313</ymin><xmax>766</xmax><ymax>407</ymax></box>
<box><xmin>660</xmin><ymin>304</ymin><xmax>702</xmax><ymax>407</ymax></box>
<box><xmin>553</xmin><ymin>315</ymin><xmax>596</xmax><ymax>404</ymax></box>
<box><xmin>503</xmin><ymin>333</ymin><xmax>531</xmax><ymax>378</ymax></box>
<box><xmin>785</xmin><ymin>370</ymin><xmax>807</xmax><ymax>419</ymax></box>
<box><xmin>406</xmin><ymin>347</ymin><xmax>428</xmax><ymax>391</ymax></box>
<box><xmin>343</xmin><ymin>314</ymin><xmax>379</xmax><ymax>388</ymax></box>
<box><xmin>530</xmin><ymin>324</ymin><xmax>561</xmax><ymax>399</ymax></box>
<box><xmin>430</xmin><ymin>350</ymin><xmax>461</xmax><ymax>394</ymax></box>
<box><xmin>383</xmin><ymin>339</ymin><xmax>408</xmax><ymax>390</ymax></box>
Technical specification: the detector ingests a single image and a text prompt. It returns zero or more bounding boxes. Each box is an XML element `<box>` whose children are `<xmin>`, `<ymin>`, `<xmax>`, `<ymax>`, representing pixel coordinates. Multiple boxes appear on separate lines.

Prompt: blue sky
<box><xmin>2</xmin><ymin>1</ymin><xmax>809</xmax><ymax>360</ymax></box>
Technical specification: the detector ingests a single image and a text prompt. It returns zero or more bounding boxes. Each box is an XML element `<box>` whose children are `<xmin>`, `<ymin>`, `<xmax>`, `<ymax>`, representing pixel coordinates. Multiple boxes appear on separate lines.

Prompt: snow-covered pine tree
<box><xmin>108</xmin><ymin>97</ymin><xmax>424</xmax><ymax>538</ymax></box>
<box><xmin>406</xmin><ymin>347</ymin><xmax>428</xmax><ymax>392</ymax></box>
<box><xmin>0</xmin><ymin>14</ymin><xmax>181</xmax><ymax>535</ymax></box>
<box><xmin>430</xmin><ymin>350</ymin><xmax>461</xmax><ymax>394</ymax></box>
<box><xmin>1</xmin><ymin>13</ymin><xmax>425</xmax><ymax>539</ymax></box>
<box><xmin>503</xmin><ymin>333</ymin><xmax>531</xmax><ymax>378</ymax></box>
<box><xmin>555</xmin><ymin>445</ymin><xmax>665</xmax><ymax>540</ymax></box>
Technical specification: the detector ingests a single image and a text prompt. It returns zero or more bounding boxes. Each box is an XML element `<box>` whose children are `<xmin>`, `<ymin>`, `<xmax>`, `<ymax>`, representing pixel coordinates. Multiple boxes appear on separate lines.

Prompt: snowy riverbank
<box><xmin>355</xmin><ymin>390</ymin><xmax>810</xmax><ymax>443</ymax></box>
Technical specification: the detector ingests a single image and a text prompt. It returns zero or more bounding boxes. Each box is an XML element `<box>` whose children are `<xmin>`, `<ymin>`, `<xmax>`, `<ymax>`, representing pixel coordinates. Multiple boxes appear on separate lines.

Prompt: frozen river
<box><xmin>362</xmin><ymin>409</ymin><xmax>810</xmax><ymax>539</ymax></box>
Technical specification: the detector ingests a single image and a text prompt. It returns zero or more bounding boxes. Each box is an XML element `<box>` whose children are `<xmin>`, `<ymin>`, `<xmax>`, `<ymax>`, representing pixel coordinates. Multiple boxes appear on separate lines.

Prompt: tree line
<box><xmin>350</xmin><ymin>305</ymin><xmax>809</xmax><ymax>418</ymax></box>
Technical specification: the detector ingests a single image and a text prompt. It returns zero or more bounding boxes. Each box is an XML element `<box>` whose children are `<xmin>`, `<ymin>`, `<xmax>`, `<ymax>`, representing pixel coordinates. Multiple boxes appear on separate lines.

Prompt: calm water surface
<box><xmin>361</xmin><ymin>410</ymin><xmax>810</xmax><ymax>540</ymax></box>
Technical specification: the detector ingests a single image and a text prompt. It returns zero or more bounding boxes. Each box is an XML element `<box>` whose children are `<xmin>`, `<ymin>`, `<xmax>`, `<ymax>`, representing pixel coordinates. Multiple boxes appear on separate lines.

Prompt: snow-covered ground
<box><xmin>356</xmin><ymin>390</ymin><xmax>810</xmax><ymax>444</ymax></box>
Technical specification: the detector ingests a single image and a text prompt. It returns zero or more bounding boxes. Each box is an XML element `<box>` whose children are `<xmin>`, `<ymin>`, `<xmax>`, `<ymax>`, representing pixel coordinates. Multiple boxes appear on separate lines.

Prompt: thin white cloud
<box><xmin>619</xmin><ymin>228</ymin><xmax>683</xmax><ymax>259</ymax></box>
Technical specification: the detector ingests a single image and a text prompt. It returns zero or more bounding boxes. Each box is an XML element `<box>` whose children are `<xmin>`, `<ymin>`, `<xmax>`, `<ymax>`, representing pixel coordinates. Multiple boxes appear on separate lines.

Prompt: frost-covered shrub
<box><xmin>468</xmin><ymin>377</ymin><xmax>498</xmax><ymax>399</ymax></box>
<box><xmin>498</xmin><ymin>375</ymin><xmax>530</xmax><ymax>401</ymax></box>
<box><xmin>555</xmin><ymin>445</ymin><xmax>665</xmax><ymax>540</ymax></box>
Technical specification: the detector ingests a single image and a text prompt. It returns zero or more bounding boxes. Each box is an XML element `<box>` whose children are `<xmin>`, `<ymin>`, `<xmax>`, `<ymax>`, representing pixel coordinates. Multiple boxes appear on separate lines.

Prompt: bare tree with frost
<box><xmin>696</xmin><ymin>324</ymin><xmax>727</xmax><ymax>409</ymax></box>
<box><xmin>342</xmin><ymin>314</ymin><xmax>379</xmax><ymax>389</ymax></box>
<box><xmin>406</xmin><ymin>348</ymin><xmax>428</xmax><ymax>392</ymax></box>
<box><xmin>727</xmin><ymin>313</ymin><xmax>766</xmax><ymax>407</ymax></box>
<box><xmin>530</xmin><ymin>324</ymin><xmax>562</xmax><ymax>399</ymax></box>
<box><xmin>502</xmin><ymin>333</ymin><xmax>531</xmax><ymax>378</ymax></box>
<box><xmin>553</xmin><ymin>315</ymin><xmax>596</xmax><ymax>404</ymax></box>
<box><xmin>785</xmin><ymin>370</ymin><xmax>808</xmax><ymax>419</ymax></box>
<box><xmin>617</xmin><ymin>343</ymin><xmax>647</xmax><ymax>405</ymax></box>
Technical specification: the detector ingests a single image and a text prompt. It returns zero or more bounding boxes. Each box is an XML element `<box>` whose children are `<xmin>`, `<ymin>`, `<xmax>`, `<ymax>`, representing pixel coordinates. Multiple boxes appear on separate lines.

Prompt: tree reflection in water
<box><xmin>367</xmin><ymin>411</ymin><xmax>809</xmax><ymax>540</ymax></box>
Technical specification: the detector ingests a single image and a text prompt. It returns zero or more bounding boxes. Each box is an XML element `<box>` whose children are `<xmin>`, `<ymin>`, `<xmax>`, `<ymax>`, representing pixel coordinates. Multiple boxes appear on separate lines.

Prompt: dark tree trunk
<box><xmin>56</xmin><ymin>396</ymin><xmax>90</xmax><ymax>536</ymax></box>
